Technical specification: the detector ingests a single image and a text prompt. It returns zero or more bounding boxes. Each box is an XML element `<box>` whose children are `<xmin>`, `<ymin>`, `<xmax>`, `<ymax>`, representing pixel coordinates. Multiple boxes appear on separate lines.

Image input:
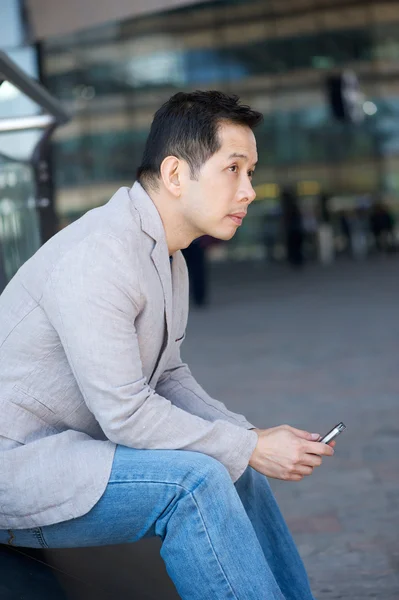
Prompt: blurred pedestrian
<box><xmin>262</xmin><ymin>211</ymin><xmax>280</xmax><ymax>262</ymax></box>
<box><xmin>281</xmin><ymin>187</ymin><xmax>305</xmax><ymax>267</ymax></box>
<box><xmin>350</xmin><ymin>206</ymin><xmax>369</xmax><ymax>259</ymax></box>
<box><xmin>369</xmin><ymin>199</ymin><xmax>396</xmax><ymax>253</ymax></box>
<box><xmin>316</xmin><ymin>191</ymin><xmax>335</xmax><ymax>265</ymax></box>
<box><xmin>182</xmin><ymin>237</ymin><xmax>208</xmax><ymax>307</ymax></box>
<box><xmin>338</xmin><ymin>210</ymin><xmax>351</xmax><ymax>253</ymax></box>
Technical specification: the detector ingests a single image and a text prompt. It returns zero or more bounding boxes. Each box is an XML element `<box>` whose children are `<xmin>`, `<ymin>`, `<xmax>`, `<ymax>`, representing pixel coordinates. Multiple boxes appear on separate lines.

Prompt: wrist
<box><xmin>248</xmin><ymin>429</ymin><xmax>260</xmax><ymax>464</ymax></box>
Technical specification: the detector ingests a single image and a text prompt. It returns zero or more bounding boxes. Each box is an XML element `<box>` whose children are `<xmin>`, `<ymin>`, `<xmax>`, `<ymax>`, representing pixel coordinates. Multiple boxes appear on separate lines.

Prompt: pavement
<box><xmin>1</xmin><ymin>253</ymin><xmax>398</xmax><ymax>599</ymax></box>
<box><xmin>183</xmin><ymin>254</ymin><xmax>399</xmax><ymax>600</ymax></box>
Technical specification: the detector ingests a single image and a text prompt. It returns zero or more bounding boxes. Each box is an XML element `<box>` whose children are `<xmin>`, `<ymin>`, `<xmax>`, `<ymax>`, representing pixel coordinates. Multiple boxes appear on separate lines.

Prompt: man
<box><xmin>0</xmin><ymin>91</ymin><xmax>334</xmax><ymax>599</ymax></box>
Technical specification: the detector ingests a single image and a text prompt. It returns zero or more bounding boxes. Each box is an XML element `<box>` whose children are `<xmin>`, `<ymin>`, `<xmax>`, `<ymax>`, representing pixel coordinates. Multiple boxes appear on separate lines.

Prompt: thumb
<box><xmin>289</xmin><ymin>427</ymin><xmax>320</xmax><ymax>441</ymax></box>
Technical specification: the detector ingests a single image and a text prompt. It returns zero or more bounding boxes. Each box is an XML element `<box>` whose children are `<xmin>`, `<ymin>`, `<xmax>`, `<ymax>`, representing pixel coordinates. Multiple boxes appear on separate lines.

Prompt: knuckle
<box><xmin>294</xmin><ymin>450</ymin><xmax>302</xmax><ymax>463</ymax></box>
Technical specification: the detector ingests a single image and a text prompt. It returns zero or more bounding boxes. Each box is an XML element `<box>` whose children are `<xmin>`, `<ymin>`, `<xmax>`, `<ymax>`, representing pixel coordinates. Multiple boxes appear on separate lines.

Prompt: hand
<box><xmin>249</xmin><ymin>424</ymin><xmax>335</xmax><ymax>481</ymax></box>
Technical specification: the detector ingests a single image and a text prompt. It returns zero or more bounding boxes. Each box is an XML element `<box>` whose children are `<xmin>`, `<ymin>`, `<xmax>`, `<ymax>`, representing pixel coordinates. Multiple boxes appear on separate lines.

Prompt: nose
<box><xmin>239</xmin><ymin>180</ymin><xmax>256</xmax><ymax>204</ymax></box>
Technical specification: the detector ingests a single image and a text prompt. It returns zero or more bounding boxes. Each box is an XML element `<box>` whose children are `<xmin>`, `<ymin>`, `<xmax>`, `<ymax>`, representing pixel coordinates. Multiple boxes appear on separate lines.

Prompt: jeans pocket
<box><xmin>0</xmin><ymin>527</ymin><xmax>48</xmax><ymax>548</ymax></box>
<box><xmin>29</xmin><ymin>527</ymin><xmax>49</xmax><ymax>548</ymax></box>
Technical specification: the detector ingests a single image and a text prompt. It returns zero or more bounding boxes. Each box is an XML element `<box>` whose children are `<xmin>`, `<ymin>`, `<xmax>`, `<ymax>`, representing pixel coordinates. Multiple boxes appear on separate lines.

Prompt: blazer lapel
<box><xmin>150</xmin><ymin>239</ymin><xmax>173</xmax><ymax>350</ymax></box>
<box><xmin>171</xmin><ymin>252</ymin><xmax>181</xmax><ymax>323</ymax></box>
<box><xmin>129</xmin><ymin>182</ymin><xmax>173</xmax><ymax>352</ymax></box>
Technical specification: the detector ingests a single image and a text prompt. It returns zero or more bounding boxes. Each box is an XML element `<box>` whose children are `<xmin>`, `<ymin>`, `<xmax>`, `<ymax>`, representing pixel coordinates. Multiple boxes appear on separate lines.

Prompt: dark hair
<box><xmin>137</xmin><ymin>90</ymin><xmax>263</xmax><ymax>190</ymax></box>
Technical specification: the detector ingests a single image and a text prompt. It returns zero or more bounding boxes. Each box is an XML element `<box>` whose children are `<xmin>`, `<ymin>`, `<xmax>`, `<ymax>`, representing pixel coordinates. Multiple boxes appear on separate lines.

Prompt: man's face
<box><xmin>179</xmin><ymin>122</ymin><xmax>258</xmax><ymax>241</ymax></box>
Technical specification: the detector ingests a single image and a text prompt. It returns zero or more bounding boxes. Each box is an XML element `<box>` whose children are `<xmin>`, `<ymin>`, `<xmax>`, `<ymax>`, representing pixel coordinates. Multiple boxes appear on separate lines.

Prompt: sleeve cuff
<box><xmin>224</xmin><ymin>427</ymin><xmax>258</xmax><ymax>482</ymax></box>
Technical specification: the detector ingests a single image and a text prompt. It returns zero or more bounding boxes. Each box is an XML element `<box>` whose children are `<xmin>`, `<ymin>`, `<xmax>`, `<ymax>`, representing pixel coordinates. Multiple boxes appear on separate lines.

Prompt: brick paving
<box><xmin>184</xmin><ymin>255</ymin><xmax>399</xmax><ymax>600</ymax></box>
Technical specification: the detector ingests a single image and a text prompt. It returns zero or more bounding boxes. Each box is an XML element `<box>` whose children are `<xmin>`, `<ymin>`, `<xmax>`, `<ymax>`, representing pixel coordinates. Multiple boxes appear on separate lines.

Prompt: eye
<box><xmin>248</xmin><ymin>170</ymin><xmax>254</xmax><ymax>178</ymax></box>
<box><xmin>228</xmin><ymin>165</ymin><xmax>238</xmax><ymax>173</ymax></box>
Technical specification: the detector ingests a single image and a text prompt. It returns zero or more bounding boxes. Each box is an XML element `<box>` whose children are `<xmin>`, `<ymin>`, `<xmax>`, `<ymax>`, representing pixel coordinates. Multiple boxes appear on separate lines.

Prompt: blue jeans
<box><xmin>0</xmin><ymin>445</ymin><xmax>314</xmax><ymax>599</ymax></box>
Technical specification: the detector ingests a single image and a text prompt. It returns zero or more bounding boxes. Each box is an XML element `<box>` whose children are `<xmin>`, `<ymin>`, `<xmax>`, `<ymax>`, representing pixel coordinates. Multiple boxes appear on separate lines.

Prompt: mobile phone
<box><xmin>319</xmin><ymin>422</ymin><xmax>346</xmax><ymax>444</ymax></box>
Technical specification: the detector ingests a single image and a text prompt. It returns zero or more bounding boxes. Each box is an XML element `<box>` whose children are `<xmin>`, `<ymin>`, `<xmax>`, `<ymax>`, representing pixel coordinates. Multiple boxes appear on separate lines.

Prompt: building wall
<box><xmin>41</xmin><ymin>0</ymin><xmax>399</xmax><ymax>254</ymax></box>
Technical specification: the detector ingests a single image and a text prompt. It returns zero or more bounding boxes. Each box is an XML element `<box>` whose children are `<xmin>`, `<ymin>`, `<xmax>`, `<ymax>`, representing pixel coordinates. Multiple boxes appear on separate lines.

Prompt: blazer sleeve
<box><xmin>156</xmin><ymin>347</ymin><xmax>255</xmax><ymax>430</ymax></box>
<box><xmin>41</xmin><ymin>233</ymin><xmax>257</xmax><ymax>482</ymax></box>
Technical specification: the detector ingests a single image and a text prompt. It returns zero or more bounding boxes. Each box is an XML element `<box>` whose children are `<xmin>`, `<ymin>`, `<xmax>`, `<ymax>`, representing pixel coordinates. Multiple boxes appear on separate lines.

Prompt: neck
<box><xmin>148</xmin><ymin>188</ymin><xmax>199</xmax><ymax>255</ymax></box>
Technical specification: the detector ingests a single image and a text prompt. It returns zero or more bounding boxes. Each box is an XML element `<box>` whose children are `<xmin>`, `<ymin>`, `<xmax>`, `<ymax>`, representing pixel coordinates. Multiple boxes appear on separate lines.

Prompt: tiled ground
<box><xmin>1</xmin><ymin>254</ymin><xmax>398</xmax><ymax>599</ymax></box>
<box><xmin>184</xmin><ymin>254</ymin><xmax>399</xmax><ymax>599</ymax></box>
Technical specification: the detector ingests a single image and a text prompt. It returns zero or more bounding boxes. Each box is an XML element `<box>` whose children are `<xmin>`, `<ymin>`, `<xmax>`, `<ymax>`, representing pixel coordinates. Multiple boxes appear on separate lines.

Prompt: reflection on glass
<box><xmin>0</xmin><ymin>130</ymin><xmax>44</xmax><ymax>161</ymax></box>
<box><xmin>0</xmin><ymin>47</ymin><xmax>40</xmax><ymax>118</ymax></box>
<box><xmin>0</xmin><ymin>0</ymin><xmax>24</xmax><ymax>49</ymax></box>
<box><xmin>0</xmin><ymin>81</ymin><xmax>20</xmax><ymax>102</ymax></box>
<box><xmin>0</xmin><ymin>159</ymin><xmax>41</xmax><ymax>289</ymax></box>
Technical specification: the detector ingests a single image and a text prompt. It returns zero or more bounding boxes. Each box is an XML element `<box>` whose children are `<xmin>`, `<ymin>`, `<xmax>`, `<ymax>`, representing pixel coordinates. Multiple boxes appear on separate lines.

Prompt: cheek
<box><xmin>206</xmin><ymin>200</ymin><xmax>230</xmax><ymax>221</ymax></box>
<box><xmin>191</xmin><ymin>195</ymin><xmax>221</xmax><ymax>220</ymax></box>
<box><xmin>207</xmin><ymin>187</ymin><xmax>232</xmax><ymax>217</ymax></box>
<box><xmin>187</xmin><ymin>180</ymin><xmax>232</xmax><ymax>222</ymax></box>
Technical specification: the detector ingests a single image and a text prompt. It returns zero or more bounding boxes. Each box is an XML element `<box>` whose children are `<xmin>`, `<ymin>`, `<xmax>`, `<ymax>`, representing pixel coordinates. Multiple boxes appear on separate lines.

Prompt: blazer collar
<box><xmin>129</xmin><ymin>181</ymin><xmax>173</xmax><ymax>356</ymax></box>
<box><xmin>129</xmin><ymin>181</ymin><xmax>166</xmax><ymax>244</ymax></box>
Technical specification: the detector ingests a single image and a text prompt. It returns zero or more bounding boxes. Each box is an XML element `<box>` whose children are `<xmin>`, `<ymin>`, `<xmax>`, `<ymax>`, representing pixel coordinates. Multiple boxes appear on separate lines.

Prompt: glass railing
<box><xmin>0</xmin><ymin>157</ymin><xmax>41</xmax><ymax>291</ymax></box>
<box><xmin>0</xmin><ymin>49</ymin><xmax>69</xmax><ymax>293</ymax></box>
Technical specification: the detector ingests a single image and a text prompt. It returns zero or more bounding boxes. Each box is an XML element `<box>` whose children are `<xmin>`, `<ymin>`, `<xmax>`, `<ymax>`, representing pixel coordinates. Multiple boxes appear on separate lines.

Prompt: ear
<box><xmin>160</xmin><ymin>156</ymin><xmax>182</xmax><ymax>198</ymax></box>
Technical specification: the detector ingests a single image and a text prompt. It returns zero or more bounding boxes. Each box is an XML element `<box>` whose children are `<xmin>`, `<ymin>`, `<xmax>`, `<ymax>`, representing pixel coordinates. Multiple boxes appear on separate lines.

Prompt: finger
<box><xmin>302</xmin><ymin>454</ymin><xmax>323</xmax><ymax>468</ymax></box>
<box><xmin>286</xmin><ymin>426</ymin><xmax>320</xmax><ymax>441</ymax></box>
<box><xmin>328</xmin><ymin>441</ymin><xmax>336</xmax><ymax>448</ymax></box>
<box><xmin>307</xmin><ymin>442</ymin><xmax>335</xmax><ymax>456</ymax></box>
<box><xmin>294</xmin><ymin>465</ymin><xmax>314</xmax><ymax>477</ymax></box>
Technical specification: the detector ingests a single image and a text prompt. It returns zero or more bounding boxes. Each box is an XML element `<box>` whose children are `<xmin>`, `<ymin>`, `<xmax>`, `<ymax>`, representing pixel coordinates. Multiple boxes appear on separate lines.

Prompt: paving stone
<box><xmin>184</xmin><ymin>256</ymin><xmax>399</xmax><ymax>599</ymax></box>
<box><xmin>287</xmin><ymin>512</ymin><xmax>342</xmax><ymax>534</ymax></box>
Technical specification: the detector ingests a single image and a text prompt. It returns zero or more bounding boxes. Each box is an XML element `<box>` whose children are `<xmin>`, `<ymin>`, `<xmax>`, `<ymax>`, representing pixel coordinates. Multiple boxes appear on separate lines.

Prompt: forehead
<box><xmin>216</xmin><ymin>122</ymin><xmax>258</xmax><ymax>162</ymax></box>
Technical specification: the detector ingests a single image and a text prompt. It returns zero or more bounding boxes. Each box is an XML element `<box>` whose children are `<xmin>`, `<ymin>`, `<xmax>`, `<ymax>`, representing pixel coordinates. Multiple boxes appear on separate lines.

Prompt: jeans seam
<box><xmin>188</xmin><ymin>489</ymin><xmax>238</xmax><ymax>599</ymax></box>
<box><xmin>31</xmin><ymin>527</ymin><xmax>48</xmax><ymax>548</ymax></box>
<box><xmin>109</xmin><ymin>477</ymin><xmax>238</xmax><ymax>599</ymax></box>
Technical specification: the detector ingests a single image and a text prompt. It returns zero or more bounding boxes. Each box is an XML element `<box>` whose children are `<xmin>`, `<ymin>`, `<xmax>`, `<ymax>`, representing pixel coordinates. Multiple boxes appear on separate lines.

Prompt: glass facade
<box><xmin>41</xmin><ymin>0</ymin><xmax>399</xmax><ymax>256</ymax></box>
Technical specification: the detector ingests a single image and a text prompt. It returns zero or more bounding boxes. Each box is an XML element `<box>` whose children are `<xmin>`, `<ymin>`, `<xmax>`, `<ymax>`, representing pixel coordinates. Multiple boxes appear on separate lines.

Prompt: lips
<box><xmin>228</xmin><ymin>212</ymin><xmax>246</xmax><ymax>225</ymax></box>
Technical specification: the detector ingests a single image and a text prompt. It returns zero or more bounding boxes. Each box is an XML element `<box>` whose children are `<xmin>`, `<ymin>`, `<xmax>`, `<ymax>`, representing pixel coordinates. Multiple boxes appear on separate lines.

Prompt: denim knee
<box><xmin>178</xmin><ymin>451</ymin><xmax>232</xmax><ymax>493</ymax></box>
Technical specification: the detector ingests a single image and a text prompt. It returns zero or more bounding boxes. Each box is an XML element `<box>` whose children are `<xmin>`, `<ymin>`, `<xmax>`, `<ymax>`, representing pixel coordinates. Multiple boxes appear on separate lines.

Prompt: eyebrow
<box><xmin>228</xmin><ymin>153</ymin><xmax>257</xmax><ymax>166</ymax></box>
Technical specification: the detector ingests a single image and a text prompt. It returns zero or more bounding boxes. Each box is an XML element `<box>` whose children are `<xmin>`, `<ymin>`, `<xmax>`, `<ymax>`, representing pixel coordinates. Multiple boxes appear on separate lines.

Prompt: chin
<box><xmin>206</xmin><ymin>229</ymin><xmax>235</xmax><ymax>241</ymax></box>
<box><xmin>218</xmin><ymin>226</ymin><xmax>238</xmax><ymax>241</ymax></box>
<box><xmin>201</xmin><ymin>221</ymin><xmax>238</xmax><ymax>241</ymax></box>
<box><xmin>222</xmin><ymin>230</ymin><xmax>237</xmax><ymax>241</ymax></box>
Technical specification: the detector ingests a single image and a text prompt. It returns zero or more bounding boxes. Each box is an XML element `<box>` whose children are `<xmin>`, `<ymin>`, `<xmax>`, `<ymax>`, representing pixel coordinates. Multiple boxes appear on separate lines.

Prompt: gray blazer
<box><xmin>0</xmin><ymin>183</ymin><xmax>257</xmax><ymax>529</ymax></box>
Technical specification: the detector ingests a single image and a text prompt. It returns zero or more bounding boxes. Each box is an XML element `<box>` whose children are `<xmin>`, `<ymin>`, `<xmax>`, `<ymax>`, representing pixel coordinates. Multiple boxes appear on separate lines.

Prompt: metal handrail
<box><xmin>0</xmin><ymin>114</ymin><xmax>55</xmax><ymax>132</ymax></box>
<box><xmin>0</xmin><ymin>50</ymin><xmax>69</xmax><ymax>128</ymax></box>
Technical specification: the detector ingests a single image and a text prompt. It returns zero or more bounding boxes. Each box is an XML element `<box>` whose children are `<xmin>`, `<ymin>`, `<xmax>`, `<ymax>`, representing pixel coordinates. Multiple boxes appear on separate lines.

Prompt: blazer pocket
<box><xmin>0</xmin><ymin>398</ymin><xmax>58</xmax><ymax>445</ymax></box>
<box><xmin>12</xmin><ymin>385</ymin><xmax>59</xmax><ymax>425</ymax></box>
<box><xmin>15</xmin><ymin>343</ymin><xmax>80</xmax><ymax>416</ymax></box>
